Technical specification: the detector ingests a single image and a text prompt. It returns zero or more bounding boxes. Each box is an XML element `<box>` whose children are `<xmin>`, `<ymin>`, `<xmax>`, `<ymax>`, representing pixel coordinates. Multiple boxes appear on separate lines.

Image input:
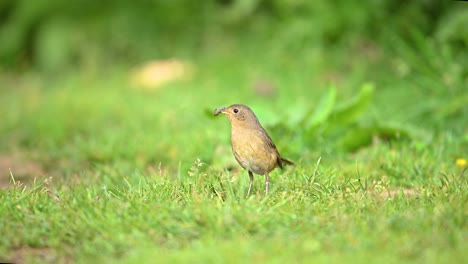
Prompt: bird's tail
<box><xmin>280</xmin><ymin>157</ymin><xmax>295</xmax><ymax>167</ymax></box>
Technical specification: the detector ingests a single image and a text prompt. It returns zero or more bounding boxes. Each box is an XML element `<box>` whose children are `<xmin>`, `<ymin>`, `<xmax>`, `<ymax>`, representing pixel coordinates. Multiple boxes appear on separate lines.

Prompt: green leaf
<box><xmin>330</xmin><ymin>83</ymin><xmax>374</xmax><ymax>125</ymax></box>
<box><xmin>305</xmin><ymin>86</ymin><xmax>336</xmax><ymax>129</ymax></box>
<box><xmin>435</xmin><ymin>93</ymin><xmax>468</xmax><ymax>119</ymax></box>
<box><xmin>339</xmin><ymin>122</ymin><xmax>425</xmax><ymax>152</ymax></box>
<box><xmin>339</xmin><ymin>127</ymin><xmax>374</xmax><ymax>152</ymax></box>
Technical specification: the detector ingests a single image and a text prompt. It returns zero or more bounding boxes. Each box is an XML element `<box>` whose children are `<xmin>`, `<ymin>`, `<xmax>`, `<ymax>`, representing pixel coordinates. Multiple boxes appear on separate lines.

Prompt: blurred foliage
<box><xmin>264</xmin><ymin>83</ymin><xmax>427</xmax><ymax>152</ymax></box>
<box><xmin>0</xmin><ymin>0</ymin><xmax>466</xmax><ymax>157</ymax></box>
<box><xmin>0</xmin><ymin>0</ymin><xmax>466</xmax><ymax>72</ymax></box>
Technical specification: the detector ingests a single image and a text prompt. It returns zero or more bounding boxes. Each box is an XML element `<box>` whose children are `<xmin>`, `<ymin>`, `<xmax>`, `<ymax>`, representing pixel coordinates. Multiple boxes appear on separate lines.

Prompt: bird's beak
<box><xmin>214</xmin><ymin>107</ymin><xmax>226</xmax><ymax>116</ymax></box>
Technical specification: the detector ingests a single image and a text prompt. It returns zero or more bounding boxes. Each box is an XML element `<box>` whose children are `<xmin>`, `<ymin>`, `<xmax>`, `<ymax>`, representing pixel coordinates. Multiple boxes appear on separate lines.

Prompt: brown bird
<box><xmin>214</xmin><ymin>104</ymin><xmax>294</xmax><ymax>195</ymax></box>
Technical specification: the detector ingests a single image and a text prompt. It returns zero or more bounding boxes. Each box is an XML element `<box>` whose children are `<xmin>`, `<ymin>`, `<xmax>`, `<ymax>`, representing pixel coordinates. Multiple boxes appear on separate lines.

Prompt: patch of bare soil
<box><xmin>0</xmin><ymin>154</ymin><xmax>44</xmax><ymax>188</ymax></box>
<box><xmin>8</xmin><ymin>247</ymin><xmax>71</xmax><ymax>264</ymax></box>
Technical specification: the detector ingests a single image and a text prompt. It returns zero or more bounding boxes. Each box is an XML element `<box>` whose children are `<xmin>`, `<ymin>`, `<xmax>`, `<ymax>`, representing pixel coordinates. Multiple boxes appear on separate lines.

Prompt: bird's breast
<box><xmin>230</xmin><ymin>126</ymin><xmax>277</xmax><ymax>175</ymax></box>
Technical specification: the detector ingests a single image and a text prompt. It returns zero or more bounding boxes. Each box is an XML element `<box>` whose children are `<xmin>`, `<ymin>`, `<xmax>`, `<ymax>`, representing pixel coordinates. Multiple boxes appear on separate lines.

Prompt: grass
<box><xmin>0</xmin><ymin>38</ymin><xmax>467</xmax><ymax>263</ymax></box>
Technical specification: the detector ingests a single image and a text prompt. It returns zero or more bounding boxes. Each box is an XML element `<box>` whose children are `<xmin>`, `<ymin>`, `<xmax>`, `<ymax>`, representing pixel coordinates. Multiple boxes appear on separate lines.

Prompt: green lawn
<box><xmin>0</xmin><ymin>41</ymin><xmax>467</xmax><ymax>263</ymax></box>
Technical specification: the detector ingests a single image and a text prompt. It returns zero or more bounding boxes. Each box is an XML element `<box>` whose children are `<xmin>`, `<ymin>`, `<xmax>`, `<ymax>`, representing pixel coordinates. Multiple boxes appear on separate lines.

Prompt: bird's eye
<box><xmin>233</xmin><ymin>109</ymin><xmax>239</xmax><ymax>114</ymax></box>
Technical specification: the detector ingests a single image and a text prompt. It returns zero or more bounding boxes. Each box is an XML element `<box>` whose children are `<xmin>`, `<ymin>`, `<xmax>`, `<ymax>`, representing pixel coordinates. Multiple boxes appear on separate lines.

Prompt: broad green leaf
<box><xmin>436</xmin><ymin>93</ymin><xmax>468</xmax><ymax>119</ymax></box>
<box><xmin>330</xmin><ymin>83</ymin><xmax>375</xmax><ymax>125</ymax></box>
<box><xmin>305</xmin><ymin>86</ymin><xmax>336</xmax><ymax>129</ymax></box>
<box><xmin>339</xmin><ymin>123</ymin><xmax>423</xmax><ymax>152</ymax></box>
<box><xmin>339</xmin><ymin>127</ymin><xmax>374</xmax><ymax>152</ymax></box>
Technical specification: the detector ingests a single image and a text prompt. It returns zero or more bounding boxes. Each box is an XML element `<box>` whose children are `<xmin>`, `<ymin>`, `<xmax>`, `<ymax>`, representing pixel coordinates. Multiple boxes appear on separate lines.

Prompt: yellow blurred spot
<box><xmin>456</xmin><ymin>158</ymin><xmax>467</xmax><ymax>168</ymax></box>
<box><xmin>130</xmin><ymin>59</ymin><xmax>193</xmax><ymax>90</ymax></box>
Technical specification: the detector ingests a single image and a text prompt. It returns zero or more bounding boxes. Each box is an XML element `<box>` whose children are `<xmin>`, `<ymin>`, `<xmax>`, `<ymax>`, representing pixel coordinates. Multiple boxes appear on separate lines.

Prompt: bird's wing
<box><xmin>257</xmin><ymin>127</ymin><xmax>279</xmax><ymax>152</ymax></box>
<box><xmin>257</xmin><ymin>127</ymin><xmax>294</xmax><ymax>169</ymax></box>
<box><xmin>255</xmin><ymin>127</ymin><xmax>284</xmax><ymax>168</ymax></box>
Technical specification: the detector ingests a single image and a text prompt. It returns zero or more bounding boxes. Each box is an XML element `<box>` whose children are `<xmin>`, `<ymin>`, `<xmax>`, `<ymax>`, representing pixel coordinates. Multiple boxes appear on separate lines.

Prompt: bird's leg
<box><xmin>247</xmin><ymin>171</ymin><xmax>254</xmax><ymax>196</ymax></box>
<box><xmin>265</xmin><ymin>173</ymin><xmax>270</xmax><ymax>195</ymax></box>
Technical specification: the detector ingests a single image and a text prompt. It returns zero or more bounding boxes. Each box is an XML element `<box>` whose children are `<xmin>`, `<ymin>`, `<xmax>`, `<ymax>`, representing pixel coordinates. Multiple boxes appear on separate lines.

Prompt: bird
<box><xmin>214</xmin><ymin>104</ymin><xmax>294</xmax><ymax>195</ymax></box>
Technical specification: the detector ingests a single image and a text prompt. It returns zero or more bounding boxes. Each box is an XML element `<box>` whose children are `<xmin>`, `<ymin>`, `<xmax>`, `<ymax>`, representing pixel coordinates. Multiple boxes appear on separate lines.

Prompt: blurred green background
<box><xmin>0</xmin><ymin>1</ymin><xmax>467</xmax><ymax>262</ymax></box>
<box><xmin>1</xmin><ymin>0</ymin><xmax>467</xmax><ymax>72</ymax></box>
<box><xmin>1</xmin><ymin>0</ymin><xmax>466</xmax><ymax>170</ymax></box>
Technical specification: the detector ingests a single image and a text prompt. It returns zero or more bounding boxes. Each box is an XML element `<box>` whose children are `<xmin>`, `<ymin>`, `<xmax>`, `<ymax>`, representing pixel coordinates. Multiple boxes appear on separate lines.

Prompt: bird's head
<box><xmin>214</xmin><ymin>104</ymin><xmax>260</xmax><ymax>128</ymax></box>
